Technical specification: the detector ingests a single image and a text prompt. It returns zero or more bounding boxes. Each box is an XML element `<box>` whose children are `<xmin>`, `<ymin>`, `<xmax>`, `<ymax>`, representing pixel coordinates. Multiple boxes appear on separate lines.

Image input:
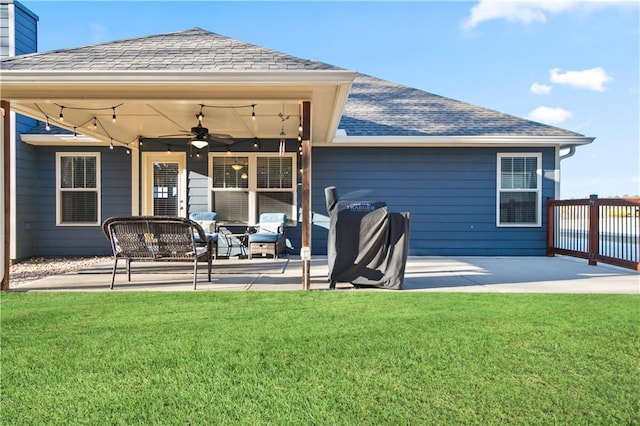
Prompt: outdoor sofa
<box><xmin>102</xmin><ymin>216</ymin><xmax>213</xmax><ymax>290</ymax></box>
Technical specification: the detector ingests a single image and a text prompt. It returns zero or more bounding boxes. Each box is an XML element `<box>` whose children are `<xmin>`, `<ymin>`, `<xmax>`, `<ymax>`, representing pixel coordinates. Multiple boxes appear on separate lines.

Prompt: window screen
<box><xmin>212</xmin><ymin>191</ymin><xmax>249</xmax><ymax>223</ymax></box>
<box><xmin>212</xmin><ymin>156</ymin><xmax>249</xmax><ymax>189</ymax></box>
<box><xmin>210</xmin><ymin>154</ymin><xmax>296</xmax><ymax>225</ymax></box>
<box><xmin>258</xmin><ymin>192</ymin><xmax>294</xmax><ymax>219</ymax></box>
<box><xmin>257</xmin><ymin>157</ymin><xmax>293</xmax><ymax>189</ymax></box>
<box><xmin>497</xmin><ymin>154</ymin><xmax>541</xmax><ymax>226</ymax></box>
<box><xmin>57</xmin><ymin>154</ymin><xmax>100</xmax><ymax>225</ymax></box>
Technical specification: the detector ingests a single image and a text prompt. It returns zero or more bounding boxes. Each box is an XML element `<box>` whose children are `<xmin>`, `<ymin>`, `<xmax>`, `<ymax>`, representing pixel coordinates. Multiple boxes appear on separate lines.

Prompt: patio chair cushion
<box><xmin>248</xmin><ymin>232</ymin><xmax>281</xmax><ymax>243</ymax></box>
<box><xmin>189</xmin><ymin>212</ymin><xmax>218</xmax><ymax>243</ymax></box>
<box><xmin>194</xmin><ymin>231</ymin><xmax>218</xmax><ymax>243</ymax></box>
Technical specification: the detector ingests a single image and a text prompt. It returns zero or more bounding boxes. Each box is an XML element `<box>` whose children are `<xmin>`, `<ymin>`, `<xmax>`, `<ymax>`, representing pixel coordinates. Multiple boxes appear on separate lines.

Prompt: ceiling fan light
<box><xmin>190</xmin><ymin>139</ymin><xmax>209</xmax><ymax>149</ymax></box>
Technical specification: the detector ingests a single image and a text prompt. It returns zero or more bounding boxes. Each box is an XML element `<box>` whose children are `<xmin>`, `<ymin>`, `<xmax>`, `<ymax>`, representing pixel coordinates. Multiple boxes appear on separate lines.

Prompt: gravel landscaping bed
<box><xmin>9</xmin><ymin>256</ymin><xmax>111</xmax><ymax>286</ymax></box>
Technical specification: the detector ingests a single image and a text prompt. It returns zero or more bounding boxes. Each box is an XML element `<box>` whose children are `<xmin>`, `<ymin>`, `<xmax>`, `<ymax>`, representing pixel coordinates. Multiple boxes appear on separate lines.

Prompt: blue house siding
<box><xmin>33</xmin><ymin>147</ymin><xmax>131</xmax><ymax>256</ymax></box>
<box><xmin>310</xmin><ymin>146</ymin><xmax>556</xmax><ymax>256</ymax></box>
<box><xmin>14</xmin><ymin>117</ymin><xmax>38</xmax><ymax>259</ymax></box>
<box><xmin>13</xmin><ymin>1</ymin><xmax>37</xmax><ymax>55</ymax></box>
<box><xmin>3</xmin><ymin>0</ymin><xmax>38</xmax><ymax>259</ymax></box>
<box><xmin>0</xmin><ymin>1</ymin><xmax>38</xmax><ymax>57</ymax></box>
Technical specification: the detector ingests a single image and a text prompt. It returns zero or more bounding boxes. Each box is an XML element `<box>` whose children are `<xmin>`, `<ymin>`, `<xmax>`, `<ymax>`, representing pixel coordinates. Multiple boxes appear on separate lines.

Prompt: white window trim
<box><xmin>496</xmin><ymin>152</ymin><xmax>542</xmax><ymax>228</ymax></box>
<box><xmin>208</xmin><ymin>152</ymin><xmax>298</xmax><ymax>226</ymax></box>
<box><xmin>55</xmin><ymin>152</ymin><xmax>101</xmax><ymax>226</ymax></box>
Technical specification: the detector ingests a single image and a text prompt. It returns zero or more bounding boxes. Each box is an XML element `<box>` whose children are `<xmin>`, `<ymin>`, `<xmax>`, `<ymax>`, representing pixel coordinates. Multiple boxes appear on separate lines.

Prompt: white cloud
<box><xmin>527</xmin><ymin>106</ymin><xmax>573</xmax><ymax>124</ymax></box>
<box><xmin>462</xmin><ymin>0</ymin><xmax>630</xmax><ymax>29</ymax></box>
<box><xmin>530</xmin><ymin>82</ymin><xmax>552</xmax><ymax>94</ymax></box>
<box><xmin>463</xmin><ymin>1</ymin><xmax>575</xmax><ymax>29</ymax></box>
<box><xmin>550</xmin><ymin>67</ymin><xmax>613</xmax><ymax>91</ymax></box>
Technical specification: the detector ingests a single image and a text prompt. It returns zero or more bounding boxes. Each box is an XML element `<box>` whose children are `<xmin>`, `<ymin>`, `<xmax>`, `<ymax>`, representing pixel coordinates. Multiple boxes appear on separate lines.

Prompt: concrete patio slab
<box><xmin>7</xmin><ymin>256</ymin><xmax>639</xmax><ymax>294</ymax></box>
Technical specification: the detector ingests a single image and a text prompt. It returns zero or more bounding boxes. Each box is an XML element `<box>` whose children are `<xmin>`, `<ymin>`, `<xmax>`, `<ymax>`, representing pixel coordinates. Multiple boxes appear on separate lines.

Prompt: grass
<box><xmin>1</xmin><ymin>292</ymin><xmax>638</xmax><ymax>425</ymax></box>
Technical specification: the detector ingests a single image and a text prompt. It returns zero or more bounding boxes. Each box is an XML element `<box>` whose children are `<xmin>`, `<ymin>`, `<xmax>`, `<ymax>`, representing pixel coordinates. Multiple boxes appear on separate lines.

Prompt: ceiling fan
<box><xmin>157</xmin><ymin>105</ymin><xmax>235</xmax><ymax>149</ymax></box>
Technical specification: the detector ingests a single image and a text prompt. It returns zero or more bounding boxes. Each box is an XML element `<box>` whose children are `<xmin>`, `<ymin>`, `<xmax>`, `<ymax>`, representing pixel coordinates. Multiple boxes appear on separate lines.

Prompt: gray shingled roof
<box><xmin>340</xmin><ymin>73</ymin><xmax>583</xmax><ymax>137</ymax></box>
<box><xmin>3</xmin><ymin>27</ymin><xmax>583</xmax><ymax>138</ymax></box>
<box><xmin>0</xmin><ymin>27</ymin><xmax>340</xmax><ymax>71</ymax></box>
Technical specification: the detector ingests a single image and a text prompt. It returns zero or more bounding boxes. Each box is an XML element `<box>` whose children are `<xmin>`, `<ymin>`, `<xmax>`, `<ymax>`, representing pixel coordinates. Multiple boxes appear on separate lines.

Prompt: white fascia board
<box><xmin>323</xmin><ymin>82</ymin><xmax>354</xmax><ymax>143</ymax></box>
<box><xmin>328</xmin><ymin>135</ymin><xmax>595</xmax><ymax>148</ymax></box>
<box><xmin>0</xmin><ymin>70</ymin><xmax>357</xmax><ymax>87</ymax></box>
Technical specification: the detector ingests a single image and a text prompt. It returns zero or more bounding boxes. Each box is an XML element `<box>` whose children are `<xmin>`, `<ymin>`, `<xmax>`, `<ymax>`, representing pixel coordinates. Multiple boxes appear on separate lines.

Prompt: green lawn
<box><xmin>1</xmin><ymin>292</ymin><xmax>638</xmax><ymax>425</ymax></box>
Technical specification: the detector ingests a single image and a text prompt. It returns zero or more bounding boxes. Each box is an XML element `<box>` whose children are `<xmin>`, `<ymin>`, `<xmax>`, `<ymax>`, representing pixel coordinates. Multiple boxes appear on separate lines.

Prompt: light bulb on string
<box><xmin>45</xmin><ymin>117</ymin><xmax>51</xmax><ymax>132</ymax></box>
<box><xmin>59</xmin><ymin>106</ymin><xmax>64</xmax><ymax>121</ymax></box>
<box><xmin>112</xmin><ymin>107</ymin><xmax>117</xmax><ymax>123</ymax></box>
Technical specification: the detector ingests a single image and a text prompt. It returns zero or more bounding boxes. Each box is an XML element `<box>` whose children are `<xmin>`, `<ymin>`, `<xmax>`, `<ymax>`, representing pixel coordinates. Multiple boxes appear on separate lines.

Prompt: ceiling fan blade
<box><xmin>208</xmin><ymin>135</ymin><xmax>235</xmax><ymax>145</ymax></box>
<box><xmin>155</xmin><ymin>133</ymin><xmax>192</xmax><ymax>138</ymax></box>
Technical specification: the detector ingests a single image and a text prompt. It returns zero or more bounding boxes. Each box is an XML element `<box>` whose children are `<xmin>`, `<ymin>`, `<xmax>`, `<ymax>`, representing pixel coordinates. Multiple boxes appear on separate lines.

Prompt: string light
<box><xmin>251</xmin><ymin>104</ymin><xmax>256</xmax><ymax>121</ymax></box>
<box><xmin>253</xmin><ymin>138</ymin><xmax>261</xmax><ymax>149</ymax></box>
<box><xmin>112</xmin><ymin>107</ymin><xmax>117</xmax><ymax>123</ymax></box>
<box><xmin>35</xmin><ymin>103</ymin><xmax>134</xmax><ymax>155</ymax></box>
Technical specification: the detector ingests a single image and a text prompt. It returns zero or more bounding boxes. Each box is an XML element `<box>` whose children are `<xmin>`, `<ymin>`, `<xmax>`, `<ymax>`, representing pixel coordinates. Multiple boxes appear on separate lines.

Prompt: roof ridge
<box><xmin>1</xmin><ymin>27</ymin><xmax>216</xmax><ymax>63</ymax></box>
<box><xmin>0</xmin><ymin>26</ymin><xmax>341</xmax><ymax>71</ymax></box>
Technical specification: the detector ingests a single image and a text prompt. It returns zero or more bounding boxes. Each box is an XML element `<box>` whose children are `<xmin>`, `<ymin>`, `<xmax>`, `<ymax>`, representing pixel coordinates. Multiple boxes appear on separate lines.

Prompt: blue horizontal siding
<box><xmin>13</xmin><ymin>116</ymin><xmax>38</xmax><ymax>259</ymax></box>
<box><xmin>34</xmin><ymin>147</ymin><xmax>132</xmax><ymax>256</ymax></box>
<box><xmin>14</xmin><ymin>4</ymin><xmax>37</xmax><ymax>55</ymax></box>
<box><xmin>309</xmin><ymin>146</ymin><xmax>556</xmax><ymax>256</ymax></box>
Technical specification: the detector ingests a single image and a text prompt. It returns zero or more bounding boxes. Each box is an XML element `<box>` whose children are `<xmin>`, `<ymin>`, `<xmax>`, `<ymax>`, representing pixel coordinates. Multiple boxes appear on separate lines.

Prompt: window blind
<box><xmin>58</xmin><ymin>154</ymin><xmax>100</xmax><ymax>225</ymax></box>
<box><xmin>152</xmin><ymin>162</ymin><xmax>178</xmax><ymax>216</ymax></box>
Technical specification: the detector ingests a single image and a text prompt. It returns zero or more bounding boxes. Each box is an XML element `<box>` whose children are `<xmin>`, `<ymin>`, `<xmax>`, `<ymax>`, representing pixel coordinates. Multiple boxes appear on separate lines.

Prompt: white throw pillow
<box><xmin>197</xmin><ymin>220</ymin><xmax>217</xmax><ymax>233</ymax></box>
<box><xmin>259</xmin><ymin>222</ymin><xmax>282</xmax><ymax>234</ymax></box>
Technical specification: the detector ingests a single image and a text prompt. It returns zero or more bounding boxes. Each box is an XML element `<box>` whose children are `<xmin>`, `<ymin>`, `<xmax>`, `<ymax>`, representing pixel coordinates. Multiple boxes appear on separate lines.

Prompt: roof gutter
<box><xmin>328</xmin><ymin>135</ymin><xmax>595</xmax><ymax>147</ymax></box>
<box><xmin>0</xmin><ymin>70</ymin><xmax>357</xmax><ymax>93</ymax></box>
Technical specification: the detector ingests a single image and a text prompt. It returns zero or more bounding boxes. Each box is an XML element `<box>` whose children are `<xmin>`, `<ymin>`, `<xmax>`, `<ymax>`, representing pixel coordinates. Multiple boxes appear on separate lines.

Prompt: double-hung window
<box><xmin>56</xmin><ymin>153</ymin><xmax>101</xmax><ymax>226</ymax></box>
<box><xmin>497</xmin><ymin>153</ymin><xmax>542</xmax><ymax>227</ymax></box>
<box><xmin>210</xmin><ymin>153</ymin><xmax>296</xmax><ymax>225</ymax></box>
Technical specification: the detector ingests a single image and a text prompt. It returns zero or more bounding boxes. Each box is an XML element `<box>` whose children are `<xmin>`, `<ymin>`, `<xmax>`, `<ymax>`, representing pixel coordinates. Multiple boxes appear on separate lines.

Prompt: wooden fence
<box><xmin>547</xmin><ymin>195</ymin><xmax>640</xmax><ymax>271</ymax></box>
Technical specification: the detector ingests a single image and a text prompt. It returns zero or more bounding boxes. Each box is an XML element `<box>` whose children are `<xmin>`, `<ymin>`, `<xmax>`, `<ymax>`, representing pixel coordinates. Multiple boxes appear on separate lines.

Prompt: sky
<box><xmin>19</xmin><ymin>0</ymin><xmax>640</xmax><ymax>198</ymax></box>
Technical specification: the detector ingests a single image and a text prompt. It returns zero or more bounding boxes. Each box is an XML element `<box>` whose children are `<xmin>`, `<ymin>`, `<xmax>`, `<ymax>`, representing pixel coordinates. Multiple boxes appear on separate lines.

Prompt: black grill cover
<box><xmin>325</xmin><ymin>186</ymin><xmax>410</xmax><ymax>290</ymax></box>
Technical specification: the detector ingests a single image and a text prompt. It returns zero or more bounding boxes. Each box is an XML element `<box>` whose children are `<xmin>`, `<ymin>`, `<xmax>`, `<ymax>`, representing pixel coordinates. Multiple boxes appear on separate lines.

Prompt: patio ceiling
<box><xmin>1</xmin><ymin>70</ymin><xmax>356</xmax><ymax>147</ymax></box>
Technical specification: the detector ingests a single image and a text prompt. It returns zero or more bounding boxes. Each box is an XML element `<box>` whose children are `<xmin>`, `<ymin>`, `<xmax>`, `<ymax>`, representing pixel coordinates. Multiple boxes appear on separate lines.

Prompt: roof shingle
<box><xmin>2</xmin><ymin>27</ymin><xmax>584</xmax><ymax>138</ymax></box>
<box><xmin>0</xmin><ymin>27</ymin><xmax>341</xmax><ymax>71</ymax></box>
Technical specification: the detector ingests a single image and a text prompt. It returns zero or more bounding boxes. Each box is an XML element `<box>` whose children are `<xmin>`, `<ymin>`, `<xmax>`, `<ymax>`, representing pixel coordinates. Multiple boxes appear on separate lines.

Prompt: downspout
<box><xmin>559</xmin><ymin>145</ymin><xmax>576</xmax><ymax>160</ymax></box>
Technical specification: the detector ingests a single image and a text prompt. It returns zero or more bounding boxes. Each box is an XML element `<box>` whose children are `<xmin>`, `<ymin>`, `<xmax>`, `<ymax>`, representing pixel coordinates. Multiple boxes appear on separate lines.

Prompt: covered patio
<box><xmin>0</xmin><ymin>29</ymin><xmax>358</xmax><ymax>290</ymax></box>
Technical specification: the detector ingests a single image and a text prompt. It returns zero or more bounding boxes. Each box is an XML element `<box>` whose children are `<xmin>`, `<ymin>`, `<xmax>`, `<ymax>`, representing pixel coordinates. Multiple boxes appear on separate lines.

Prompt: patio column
<box><xmin>1</xmin><ymin>100</ymin><xmax>10</xmax><ymax>291</ymax></box>
<box><xmin>301</xmin><ymin>101</ymin><xmax>311</xmax><ymax>290</ymax></box>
